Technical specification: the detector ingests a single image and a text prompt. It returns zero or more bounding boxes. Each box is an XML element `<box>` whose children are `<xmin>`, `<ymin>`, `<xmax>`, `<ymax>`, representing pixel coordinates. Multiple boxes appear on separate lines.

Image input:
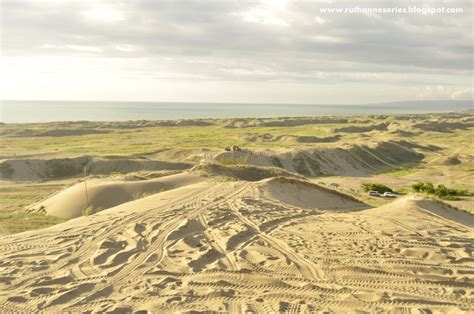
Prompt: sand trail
<box><xmin>0</xmin><ymin>177</ymin><xmax>472</xmax><ymax>312</ymax></box>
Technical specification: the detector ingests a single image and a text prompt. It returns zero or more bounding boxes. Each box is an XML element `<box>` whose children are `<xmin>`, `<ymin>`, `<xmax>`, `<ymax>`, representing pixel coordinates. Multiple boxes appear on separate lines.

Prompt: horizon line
<box><xmin>1</xmin><ymin>99</ymin><xmax>472</xmax><ymax>107</ymax></box>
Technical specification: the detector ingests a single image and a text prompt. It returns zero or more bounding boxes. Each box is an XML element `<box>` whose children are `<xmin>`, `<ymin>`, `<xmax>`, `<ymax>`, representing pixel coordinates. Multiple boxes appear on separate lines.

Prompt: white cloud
<box><xmin>114</xmin><ymin>45</ymin><xmax>135</xmax><ymax>52</ymax></box>
<box><xmin>82</xmin><ymin>6</ymin><xmax>124</xmax><ymax>23</ymax></box>
<box><xmin>0</xmin><ymin>0</ymin><xmax>472</xmax><ymax>103</ymax></box>
<box><xmin>235</xmin><ymin>0</ymin><xmax>290</xmax><ymax>26</ymax></box>
<box><xmin>41</xmin><ymin>44</ymin><xmax>103</xmax><ymax>53</ymax></box>
<box><xmin>451</xmin><ymin>88</ymin><xmax>473</xmax><ymax>100</ymax></box>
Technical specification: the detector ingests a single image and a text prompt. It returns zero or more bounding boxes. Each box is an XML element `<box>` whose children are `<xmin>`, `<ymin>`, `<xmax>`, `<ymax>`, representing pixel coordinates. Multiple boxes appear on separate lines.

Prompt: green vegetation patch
<box><xmin>0</xmin><ymin>183</ymin><xmax>66</xmax><ymax>234</ymax></box>
<box><xmin>0</xmin><ymin>123</ymin><xmax>333</xmax><ymax>157</ymax></box>
<box><xmin>0</xmin><ymin>211</ymin><xmax>66</xmax><ymax>234</ymax></box>
<box><xmin>361</xmin><ymin>183</ymin><xmax>394</xmax><ymax>194</ymax></box>
<box><xmin>412</xmin><ymin>182</ymin><xmax>472</xmax><ymax>200</ymax></box>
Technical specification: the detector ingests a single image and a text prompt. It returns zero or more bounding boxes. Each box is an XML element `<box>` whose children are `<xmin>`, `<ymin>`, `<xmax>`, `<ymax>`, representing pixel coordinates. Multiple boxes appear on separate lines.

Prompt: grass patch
<box><xmin>0</xmin><ymin>123</ymin><xmax>335</xmax><ymax>157</ymax></box>
<box><xmin>0</xmin><ymin>183</ymin><xmax>66</xmax><ymax>234</ymax></box>
<box><xmin>0</xmin><ymin>211</ymin><xmax>66</xmax><ymax>234</ymax></box>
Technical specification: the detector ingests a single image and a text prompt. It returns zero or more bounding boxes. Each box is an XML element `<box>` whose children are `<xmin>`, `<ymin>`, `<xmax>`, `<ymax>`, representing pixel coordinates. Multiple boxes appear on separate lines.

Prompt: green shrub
<box><xmin>424</xmin><ymin>182</ymin><xmax>435</xmax><ymax>194</ymax></box>
<box><xmin>412</xmin><ymin>182</ymin><xmax>471</xmax><ymax>199</ymax></box>
<box><xmin>434</xmin><ymin>184</ymin><xmax>449</xmax><ymax>198</ymax></box>
<box><xmin>412</xmin><ymin>182</ymin><xmax>423</xmax><ymax>192</ymax></box>
<box><xmin>412</xmin><ymin>182</ymin><xmax>435</xmax><ymax>194</ymax></box>
<box><xmin>362</xmin><ymin>183</ymin><xmax>393</xmax><ymax>193</ymax></box>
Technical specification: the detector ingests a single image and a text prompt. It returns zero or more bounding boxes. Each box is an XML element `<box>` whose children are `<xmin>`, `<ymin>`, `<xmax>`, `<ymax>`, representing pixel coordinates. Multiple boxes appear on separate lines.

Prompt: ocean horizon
<box><xmin>1</xmin><ymin>100</ymin><xmax>472</xmax><ymax>123</ymax></box>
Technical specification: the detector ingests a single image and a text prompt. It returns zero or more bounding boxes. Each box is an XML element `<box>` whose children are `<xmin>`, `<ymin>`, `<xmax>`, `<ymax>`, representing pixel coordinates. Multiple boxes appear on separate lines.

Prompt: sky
<box><xmin>0</xmin><ymin>0</ymin><xmax>472</xmax><ymax>104</ymax></box>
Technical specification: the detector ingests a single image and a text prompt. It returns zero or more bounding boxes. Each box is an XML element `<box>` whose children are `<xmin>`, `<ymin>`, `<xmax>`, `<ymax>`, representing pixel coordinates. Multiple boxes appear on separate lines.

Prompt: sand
<box><xmin>28</xmin><ymin>173</ymin><xmax>206</xmax><ymax>219</ymax></box>
<box><xmin>212</xmin><ymin>140</ymin><xmax>425</xmax><ymax>177</ymax></box>
<box><xmin>0</xmin><ymin>175</ymin><xmax>472</xmax><ymax>312</ymax></box>
<box><xmin>1</xmin><ymin>112</ymin><xmax>473</xmax><ymax>312</ymax></box>
<box><xmin>0</xmin><ymin>157</ymin><xmax>192</xmax><ymax>181</ymax></box>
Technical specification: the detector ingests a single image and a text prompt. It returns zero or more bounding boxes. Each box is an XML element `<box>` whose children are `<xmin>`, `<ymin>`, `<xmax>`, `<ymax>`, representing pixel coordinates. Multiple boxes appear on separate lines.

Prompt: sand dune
<box><xmin>0</xmin><ymin>138</ymin><xmax>446</xmax><ymax>181</ymax></box>
<box><xmin>9</xmin><ymin>129</ymin><xmax>112</xmax><ymax>137</ymax></box>
<box><xmin>413</xmin><ymin>120</ymin><xmax>474</xmax><ymax>133</ymax></box>
<box><xmin>256</xmin><ymin>117</ymin><xmax>349</xmax><ymax>127</ymax></box>
<box><xmin>334</xmin><ymin>122</ymin><xmax>389</xmax><ymax>133</ymax></box>
<box><xmin>241</xmin><ymin>134</ymin><xmax>344</xmax><ymax>143</ymax></box>
<box><xmin>213</xmin><ymin>141</ymin><xmax>424</xmax><ymax>176</ymax></box>
<box><xmin>365</xmin><ymin>196</ymin><xmax>474</xmax><ymax>228</ymax></box>
<box><xmin>280</xmin><ymin>135</ymin><xmax>341</xmax><ymax>143</ymax></box>
<box><xmin>0</xmin><ymin>157</ymin><xmax>192</xmax><ymax>181</ymax></box>
<box><xmin>193</xmin><ymin>163</ymin><xmax>300</xmax><ymax>181</ymax></box>
<box><xmin>1</xmin><ymin>112</ymin><xmax>473</xmax><ymax>312</ymax></box>
<box><xmin>260</xmin><ymin>177</ymin><xmax>369</xmax><ymax>210</ymax></box>
<box><xmin>28</xmin><ymin>173</ymin><xmax>205</xmax><ymax>219</ymax></box>
<box><xmin>0</xmin><ymin>176</ymin><xmax>472</xmax><ymax>312</ymax></box>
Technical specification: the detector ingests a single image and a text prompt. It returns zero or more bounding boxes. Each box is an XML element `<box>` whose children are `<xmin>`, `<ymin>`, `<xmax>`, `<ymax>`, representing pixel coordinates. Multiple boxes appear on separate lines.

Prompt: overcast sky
<box><xmin>1</xmin><ymin>0</ymin><xmax>472</xmax><ymax>104</ymax></box>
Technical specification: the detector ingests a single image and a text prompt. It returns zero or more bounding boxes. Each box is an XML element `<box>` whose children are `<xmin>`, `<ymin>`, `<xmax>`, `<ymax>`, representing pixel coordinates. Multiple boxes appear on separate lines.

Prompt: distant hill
<box><xmin>370</xmin><ymin>100</ymin><xmax>472</xmax><ymax>111</ymax></box>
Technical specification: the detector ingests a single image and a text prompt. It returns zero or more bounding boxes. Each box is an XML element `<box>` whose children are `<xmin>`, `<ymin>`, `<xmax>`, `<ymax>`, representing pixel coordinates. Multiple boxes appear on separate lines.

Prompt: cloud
<box><xmin>451</xmin><ymin>88</ymin><xmax>474</xmax><ymax>100</ymax></box>
<box><xmin>0</xmin><ymin>0</ymin><xmax>472</xmax><ymax>102</ymax></box>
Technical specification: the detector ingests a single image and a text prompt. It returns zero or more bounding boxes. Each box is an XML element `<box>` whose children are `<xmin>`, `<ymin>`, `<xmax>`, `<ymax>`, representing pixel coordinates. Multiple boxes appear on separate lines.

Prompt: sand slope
<box><xmin>214</xmin><ymin>141</ymin><xmax>424</xmax><ymax>176</ymax></box>
<box><xmin>0</xmin><ymin>177</ymin><xmax>472</xmax><ymax>313</ymax></box>
<box><xmin>29</xmin><ymin>173</ymin><xmax>205</xmax><ymax>219</ymax></box>
<box><xmin>0</xmin><ymin>157</ymin><xmax>192</xmax><ymax>181</ymax></box>
<box><xmin>261</xmin><ymin>177</ymin><xmax>369</xmax><ymax>210</ymax></box>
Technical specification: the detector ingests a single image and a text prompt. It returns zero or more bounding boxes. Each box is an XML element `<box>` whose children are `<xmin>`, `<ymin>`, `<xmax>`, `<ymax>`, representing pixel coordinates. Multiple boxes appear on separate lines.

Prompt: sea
<box><xmin>0</xmin><ymin>100</ymin><xmax>472</xmax><ymax>123</ymax></box>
